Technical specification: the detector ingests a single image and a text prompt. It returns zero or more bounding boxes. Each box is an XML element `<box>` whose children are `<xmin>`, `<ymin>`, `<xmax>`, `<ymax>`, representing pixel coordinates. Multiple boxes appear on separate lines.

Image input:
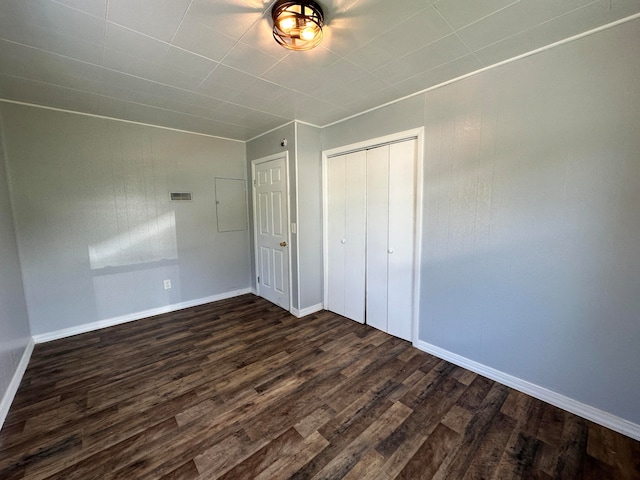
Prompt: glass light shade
<box><xmin>271</xmin><ymin>0</ymin><xmax>324</xmax><ymax>51</ymax></box>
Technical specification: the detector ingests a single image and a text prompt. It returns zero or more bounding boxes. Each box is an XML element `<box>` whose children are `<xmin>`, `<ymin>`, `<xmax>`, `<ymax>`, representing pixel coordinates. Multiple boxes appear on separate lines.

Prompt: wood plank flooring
<box><xmin>1</xmin><ymin>294</ymin><xmax>638</xmax><ymax>479</ymax></box>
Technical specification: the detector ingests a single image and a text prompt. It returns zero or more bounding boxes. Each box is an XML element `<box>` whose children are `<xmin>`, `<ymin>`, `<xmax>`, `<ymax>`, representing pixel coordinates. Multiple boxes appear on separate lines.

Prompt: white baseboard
<box><xmin>0</xmin><ymin>338</ymin><xmax>34</xmax><ymax>431</ymax></box>
<box><xmin>33</xmin><ymin>288</ymin><xmax>253</xmax><ymax>344</ymax></box>
<box><xmin>291</xmin><ymin>303</ymin><xmax>324</xmax><ymax>318</ymax></box>
<box><xmin>415</xmin><ymin>340</ymin><xmax>640</xmax><ymax>441</ymax></box>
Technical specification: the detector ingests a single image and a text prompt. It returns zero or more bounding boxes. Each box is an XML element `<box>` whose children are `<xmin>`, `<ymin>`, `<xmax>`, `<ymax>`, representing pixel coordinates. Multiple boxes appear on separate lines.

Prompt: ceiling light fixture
<box><xmin>271</xmin><ymin>0</ymin><xmax>324</xmax><ymax>51</ymax></box>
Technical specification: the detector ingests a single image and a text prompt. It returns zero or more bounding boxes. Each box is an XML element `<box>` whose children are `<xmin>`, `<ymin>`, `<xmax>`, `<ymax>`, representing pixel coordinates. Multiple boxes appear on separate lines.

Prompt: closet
<box><xmin>324</xmin><ymin>136</ymin><xmax>418</xmax><ymax>342</ymax></box>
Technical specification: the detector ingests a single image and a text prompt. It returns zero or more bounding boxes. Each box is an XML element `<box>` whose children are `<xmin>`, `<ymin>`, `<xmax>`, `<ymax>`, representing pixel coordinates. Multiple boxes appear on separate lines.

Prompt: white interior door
<box><xmin>325</xmin><ymin>151</ymin><xmax>366</xmax><ymax>323</ymax></box>
<box><xmin>254</xmin><ymin>156</ymin><xmax>290</xmax><ymax>310</ymax></box>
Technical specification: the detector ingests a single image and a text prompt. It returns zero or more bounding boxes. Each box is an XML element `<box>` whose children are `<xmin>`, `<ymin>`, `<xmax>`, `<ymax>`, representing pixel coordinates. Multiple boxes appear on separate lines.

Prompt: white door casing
<box><xmin>252</xmin><ymin>154</ymin><xmax>291</xmax><ymax>310</ymax></box>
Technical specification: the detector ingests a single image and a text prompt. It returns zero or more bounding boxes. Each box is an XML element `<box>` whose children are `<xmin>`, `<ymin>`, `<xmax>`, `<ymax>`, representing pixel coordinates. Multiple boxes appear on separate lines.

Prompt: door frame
<box><xmin>321</xmin><ymin>127</ymin><xmax>424</xmax><ymax>345</ymax></box>
<box><xmin>251</xmin><ymin>151</ymin><xmax>293</xmax><ymax>313</ymax></box>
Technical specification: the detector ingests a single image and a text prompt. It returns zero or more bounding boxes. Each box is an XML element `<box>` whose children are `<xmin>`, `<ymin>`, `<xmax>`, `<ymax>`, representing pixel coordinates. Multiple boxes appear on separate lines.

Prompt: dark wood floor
<box><xmin>1</xmin><ymin>295</ymin><xmax>638</xmax><ymax>479</ymax></box>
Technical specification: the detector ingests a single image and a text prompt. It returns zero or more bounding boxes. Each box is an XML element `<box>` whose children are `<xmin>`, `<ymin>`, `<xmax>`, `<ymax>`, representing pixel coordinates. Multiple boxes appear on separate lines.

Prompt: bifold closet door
<box><xmin>366</xmin><ymin>140</ymin><xmax>417</xmax><ymax>341</ymax></box>
<box><xmin>386</xmin><ymin>139</ymin><xmax>417</xmax><ymax>340</ymax></box>
<box><xmin>325</xmin><ymin>151</ymin><xmax>366</xmax><ymax>323</ymax></box>
<box><xmin>365</xmin><ymin>145</ymin><xmax>390</xmax><ymax>334</ymax></box>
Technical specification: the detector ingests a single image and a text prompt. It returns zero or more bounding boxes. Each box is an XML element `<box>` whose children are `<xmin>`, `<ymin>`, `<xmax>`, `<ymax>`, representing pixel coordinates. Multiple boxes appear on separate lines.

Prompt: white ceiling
<box><xmin>0</xmin><ymin>0</ymin><xmax>638</xmax><ymax>141</ymax></box>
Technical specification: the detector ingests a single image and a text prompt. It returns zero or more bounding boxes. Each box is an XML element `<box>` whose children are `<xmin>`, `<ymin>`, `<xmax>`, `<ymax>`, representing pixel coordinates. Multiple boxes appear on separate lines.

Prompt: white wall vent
<box><xmin>170</xmin><ymin>192</ymin><xmax>192</xmax><ymax>201</ymax></box>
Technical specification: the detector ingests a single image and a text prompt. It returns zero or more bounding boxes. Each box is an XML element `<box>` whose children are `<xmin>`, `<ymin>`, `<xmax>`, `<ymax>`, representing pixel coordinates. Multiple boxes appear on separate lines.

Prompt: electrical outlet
<box><xmin>164</xmin><ymin>279</ymin><xmax>171</xmax><ymax>290</ymax></box>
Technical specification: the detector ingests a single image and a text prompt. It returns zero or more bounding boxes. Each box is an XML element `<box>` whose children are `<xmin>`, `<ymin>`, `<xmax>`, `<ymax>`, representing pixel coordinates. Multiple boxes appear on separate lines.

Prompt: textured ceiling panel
<box><xmin>0</xmin><ymin>0</ymin><xmax>637</xmax><ymax>140</ymax></box>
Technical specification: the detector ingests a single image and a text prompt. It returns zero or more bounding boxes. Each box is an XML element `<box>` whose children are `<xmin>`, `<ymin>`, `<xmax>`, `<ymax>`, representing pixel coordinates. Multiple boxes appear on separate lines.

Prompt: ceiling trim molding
<box><xmin>0</xmin><ymin>98</ymin><xmax>246</xmax><ymax>143</ymax></box>
<box><xmin>321</xmin><ymin>12</ymin><xmax>640</xmax><ymax>129</ymax></box>
<box><xmin>293</xmin><ymin>119</ymin><xmax>322</xmax><ymax>129</ymax></box>
<box><xmin>246</xmin><ymin>119</ymin><xmax>322</xmax><ymax>143</ymax></box>
<box><xmin>246</xmin><ymin>120</ymin><xmax>296</xmax><ymax>143</ymax></box>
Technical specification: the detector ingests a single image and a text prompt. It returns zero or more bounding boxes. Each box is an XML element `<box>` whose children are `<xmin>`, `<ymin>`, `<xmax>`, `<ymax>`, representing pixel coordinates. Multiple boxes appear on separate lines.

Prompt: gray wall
<box><xmin>0</xmin><ymin>111</ymin><xmax>31</xmax><ymax>413</ymax></box>
<box><xmin>296</xmin><ymin>123</ymin><xmax>323</xmax><ymax>309</ymax></box>
<box><xmin>322</xmin><ymin>19</ymin><xmax>640</xmax><ymax>425</ymax></box>
<box><xmin>420</xmin><ymin>19</ymin><xmax>640</xmax><ymax>425</ymax></box>
<box><xmin>1</xmin><ymin>103</ymin><xmax>250</xmax><ymax>336</ymax></box>
<box><xmin>322</xmin><ymin>95</ymin><xmax>425</xmax><ymax>151</ymax></box>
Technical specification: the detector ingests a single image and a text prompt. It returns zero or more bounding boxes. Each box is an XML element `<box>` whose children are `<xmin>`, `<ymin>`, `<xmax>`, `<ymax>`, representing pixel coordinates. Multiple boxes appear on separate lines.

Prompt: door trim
<box><xmin>251</xmin><ymin>152</ymin><xmax>293</xmax><ymax>313</ymax></box>
<box><xmin>321</xmin><ymin>127</ymin><xmax>424</xmax><ymax>345</ymax></box>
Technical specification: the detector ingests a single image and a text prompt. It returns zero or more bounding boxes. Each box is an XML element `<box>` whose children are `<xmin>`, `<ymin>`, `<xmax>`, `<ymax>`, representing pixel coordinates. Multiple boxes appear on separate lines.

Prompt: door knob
<box><xmin>280</xmin><ymin>241</ymin><xmax>287</xmax><ymax>247</ymax></box>
<box><xmin>388</xmin><ymin>248</ymin><xmax>394</xmax><ymax>254</ymax></box>
<box><xmin>341</xmin><ymin>239</ymin><xmax>346</xmax><ymax>244</ymax></box>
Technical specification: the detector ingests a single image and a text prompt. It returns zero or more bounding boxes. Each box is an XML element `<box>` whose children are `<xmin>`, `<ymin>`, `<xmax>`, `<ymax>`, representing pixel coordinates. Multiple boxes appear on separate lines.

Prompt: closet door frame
<box><xmin>322</xmin><ymin>127</ymin><xmax>424</xmax><ymax>345</ymax></box>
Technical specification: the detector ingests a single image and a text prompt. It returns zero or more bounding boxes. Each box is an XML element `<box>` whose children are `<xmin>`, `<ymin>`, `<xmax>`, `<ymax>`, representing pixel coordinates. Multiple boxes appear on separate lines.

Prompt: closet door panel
<box><xmin>366</xmin><ymin>145</ymin><xmax>390</xmax><ymax>332</ymax></box>
<box><xmin>343</xmin><ymin>151</ymin><xmax>367</xmax><ymax>323</ymax></box>
<box><xmin>387</xmin><ymin>139</ymin><xmax>417</xmax><ymax>341</ymax></box>
<box><xmin>326</xmin><ymin>154</ymin><xmax>346</xmax><ymax>316</ymax></box>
